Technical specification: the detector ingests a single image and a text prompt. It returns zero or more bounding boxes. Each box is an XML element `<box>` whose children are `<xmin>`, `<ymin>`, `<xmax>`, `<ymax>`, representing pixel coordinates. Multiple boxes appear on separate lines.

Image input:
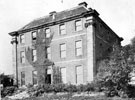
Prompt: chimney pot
<box><xmin>49</xmin><ymin>11</ymin><xmax>56</xmax><ymax>16</ymax></box>
<box><xmin>78</xmin><ymin>2</ymin><xmax>88</xmax><ymax>7</ymax></box>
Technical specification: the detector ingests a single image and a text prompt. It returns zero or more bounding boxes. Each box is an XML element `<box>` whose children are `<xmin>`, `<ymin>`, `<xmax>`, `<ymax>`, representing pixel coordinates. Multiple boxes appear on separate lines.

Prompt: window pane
<box><xmin>76</xmin><ymin>65</ymin><xmax>83</xmax><ymax>84</ymax></box>
<box><xmin>47</xmin><ymin>54</ymin><xmax>51</xmax><ymax>59</ymax></box>
<box><xmin>47</xmin><ymin>47</ymin><xmax>51</xmax><ymax>53</ymax></box>
<box><xmin>20</xmin><ymin>34</ymin><xmax>25</xmax><ymax>43</ymax></box>
<box><xmin>47</xmin><ymin>68</ymin><xmax>51</xmax><ymax>74</ymax></box>
<box><xmin>75</xmin><ymin>40</ymin><xmax>82</xmax><ymax>56</ymax></box>
<box><xmin>76</xmin><ymin>48</ymin><xmax>82</xmax><ymax>56</ymax></box>
<box><xmin>61</xmin><ymin>51</ymin><xmax>66</xmax><ymax>58</ymax></box>
<box><xmin>61</xmin><ymin>68</ymin><xmax>66</xmax><ymax>83</ymax></box>
<box><xmin>20</xmin><ymin>51</ymin><xmax>25</xmax><ymax>63</ymax></box>
<box><xmin>60</xmin><ymin>24</ymin><xmax>65</xmax><ymax>30</ymax></box>
<box><xmin>76</xmin><ymin>40</ymin><xmax>82</xmax><ymax>48</ymax></box>
<box><xmin>33</xmin><ymin>50</ymin><xmax>36</xmax><ymax>55</ymax></box>
<box><xmin>47</xmin><ymin>47</ymin><xmax>51</xmax><ymax>59</ymax></box>
<box><xmin>32</xmin><ymin>71</ymin><xmax>37</xmax><ymax>85</ymax></box>
<box><xmin>32</xmin><ymin>31</ymin><xmax>37</xmax><ymax>40</ymax></box>
<box><xmin>60</xmin><ymin>24</ymin><xmax>66</xmax><ymax>35</ymax></box>
<box><xmin>45</xmin><ymin>28</ymin><xmax>50</xmax><ymax>38</ymax></box>
<box><xmin>60</xmin><ymin>44</ymin><xmax>66</xmax><ymax>58</ymax></box>
<box><xmin>60</xmin><ymin>44</ymin><xmax>66</xmax><ymax>51</ymax></box>
<box><xmin>76</xmin><ymin>20</ymin><xmax>81</xmax><ymax>26</ymax></box>
<box><xmin>75</xmin><ymin>20</ymin><xmax>82</xmax><ymax>31</ymax></box>
<box><xmin>32</xmin><ymin>49</ymin><xmax>37</xmax><ymax>61</ymax></box>
<box><xmin>21</xmin><ymin>72</ymin><xmax>25</xmax><ymax>86</ymax></box>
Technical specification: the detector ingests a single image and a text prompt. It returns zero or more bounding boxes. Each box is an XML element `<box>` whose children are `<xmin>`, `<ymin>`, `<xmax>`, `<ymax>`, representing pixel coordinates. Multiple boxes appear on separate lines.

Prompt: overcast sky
<box><xmin>0</xmin><ymin>0</ymin><xmax>135</xmax><ymax>74</ymax></box>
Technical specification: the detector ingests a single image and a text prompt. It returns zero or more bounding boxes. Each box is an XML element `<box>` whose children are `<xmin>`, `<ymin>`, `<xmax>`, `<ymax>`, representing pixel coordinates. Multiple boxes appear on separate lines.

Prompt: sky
<box><xmin>0</xmin><ymin>0</ymin><xmax>135</xmax><ymax>74</ymax></box>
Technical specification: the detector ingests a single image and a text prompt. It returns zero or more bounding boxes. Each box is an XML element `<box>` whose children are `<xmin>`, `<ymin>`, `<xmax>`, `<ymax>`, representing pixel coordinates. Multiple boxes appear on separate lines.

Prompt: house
<box><xmin>9</xmin><ymin>2</ymin><xmax>123</xmax><ymax>86</ymax></box>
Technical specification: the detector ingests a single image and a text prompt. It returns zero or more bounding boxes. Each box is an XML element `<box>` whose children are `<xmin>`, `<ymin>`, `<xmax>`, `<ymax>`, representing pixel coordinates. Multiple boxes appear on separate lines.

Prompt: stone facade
<box><xmin>9</xmin><ymin>2</ymin><xmax>123</xmax><ymax>86</ymax></box>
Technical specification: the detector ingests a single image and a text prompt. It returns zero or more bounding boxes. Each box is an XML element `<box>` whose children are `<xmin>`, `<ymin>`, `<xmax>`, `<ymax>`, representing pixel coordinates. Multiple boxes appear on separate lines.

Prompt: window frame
<box><xmin>46</xmin><ymin>46</ymin><xmax>51</xmax><ymax>59</ymax></box>
<box><xmin>32</xmin><ymin>49</ymin><xmax>37</xmax><ymax>62</ymax></box>
<box><xmin>45</xmin><ymin>28</ymin><xmax>51</xmax><ymax>38</ymax></box>
<box><xmin>21</xmin><ymin>71</ymin><xmax>25</xmax><ymax>86</ymax></box>
<box><xmin>60</xmin><ymin>43</ymin><xmax>66</xmax><ymax>58</ymax></box>
<box><xmin>60</xmin><ymin>67</ymin><xmax>67</xmax><ymax>83</ymax></box>
<box><xmin>20</xmin><ymin>34</ymin><xmax>25</xmax><ymax>44</ymax></box>
<box><xmin>76</xmin><ymin>65</ymin><xmax>83</xmax><ymax>84</ymax></box>
<box><xmin>32</xmin><ymin>70</ymin><xmax>38</xmax><ymax>85</ymax></box>
<box><xmin>75</xmin><ymin>40</ymin><xmax>82</xmax><ymax>56</ymax></box>
<box><xmin>75</xmin><ymin>20</ymin><xmax>82</xmax><ymax>31</ymax></box>
<box><xmin>20</xmin><ymin>51</ymin><xmax>25</xmax><ymax>64</ymax></box>
<box><xmin>59</xmin><ymin>24</ymin><xmax>66</xmax><ymax>35</ymax></box>
<box><xmin>32</xmin><ymin>31</ymin><xmax>37</xmax><ymax>41</ymax></box>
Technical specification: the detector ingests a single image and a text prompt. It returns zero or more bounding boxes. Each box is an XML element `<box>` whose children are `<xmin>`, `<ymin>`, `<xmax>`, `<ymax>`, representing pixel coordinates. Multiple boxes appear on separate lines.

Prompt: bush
<box><xmin>1</xmin><ymin>86</ymin><xmax>17</xmax><ymax>97</ymax></box>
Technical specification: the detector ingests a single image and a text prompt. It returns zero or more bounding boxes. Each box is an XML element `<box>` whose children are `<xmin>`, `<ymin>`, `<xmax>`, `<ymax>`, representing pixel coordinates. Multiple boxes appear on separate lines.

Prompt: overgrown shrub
<box><xmin>97</xmin><ymin>45</ymin><xmax>133</xmax><ymax>98</ymax></box>
<box><xmin>1</xmin><ymin>86</ymin><xmax>17</xmax><ymax>97</ymax></box>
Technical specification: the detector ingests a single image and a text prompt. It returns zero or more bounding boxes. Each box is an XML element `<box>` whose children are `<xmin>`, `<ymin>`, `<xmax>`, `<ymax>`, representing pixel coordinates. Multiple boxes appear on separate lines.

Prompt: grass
<box><xmin>21</xmin><ymin>95</ymin><xmax>134</xmax><ymax>100</ymax></box>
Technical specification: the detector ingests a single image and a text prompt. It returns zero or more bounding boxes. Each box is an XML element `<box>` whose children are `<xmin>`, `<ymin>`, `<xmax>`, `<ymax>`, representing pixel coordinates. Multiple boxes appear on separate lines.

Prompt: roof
<box><xmin>20</xmin><ymin>6</ymin><xmax>88</xmax><ymax>31</ymax></box>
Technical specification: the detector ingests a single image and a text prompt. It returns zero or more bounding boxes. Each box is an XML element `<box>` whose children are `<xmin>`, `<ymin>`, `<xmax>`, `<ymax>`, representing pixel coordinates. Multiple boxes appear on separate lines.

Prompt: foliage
<box><xmin>0</xmin><ymin>73</ymin><xmax>13</xmax><ymax>87</ymax></box>
<box><xmin>1</xmin><ymin>86</ymin><xmax>17</xmax><ymax>98</ymax></box>
<box><xmin>97</xmin><ymin>45</ymin><xmax>133</xmax><ymax>97</ymax></box>
<box><xmin>52</xmin><ymin>66</ymin><xmax>62</xmax><ymax>84</ymax></box>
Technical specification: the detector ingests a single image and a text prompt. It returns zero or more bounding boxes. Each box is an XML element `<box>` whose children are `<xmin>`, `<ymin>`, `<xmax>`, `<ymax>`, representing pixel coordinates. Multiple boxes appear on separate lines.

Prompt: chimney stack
<box><xmin>78</xmin><ymin>2</ymin><xmax>88</xmax><ymax>7</ymax></box>
<box><xmin>49</xmin><ymin>11</ymin><xmax>56</xmax><ymax>19</ymax></box>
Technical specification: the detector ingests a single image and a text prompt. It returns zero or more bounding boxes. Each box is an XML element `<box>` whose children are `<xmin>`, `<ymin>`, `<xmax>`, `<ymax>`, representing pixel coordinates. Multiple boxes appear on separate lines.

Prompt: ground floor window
<box><xmin>76</xmin><ymin>65</ymin><xmax>83</xmax><ymax>84</ymax></box>
<box><xmin>60</xmin><ymin>67</ymin><xmax>67</xmax><ymax>83</ymax></box>
<box><xmin>21</xmin><ymin>71</ymin><xmax>25</xmax><ymax>86</ymax></box>
<box><xmin>32</xmin><ymin>70</ymin><xmax>38</xmax><ymax>85</ymax></box>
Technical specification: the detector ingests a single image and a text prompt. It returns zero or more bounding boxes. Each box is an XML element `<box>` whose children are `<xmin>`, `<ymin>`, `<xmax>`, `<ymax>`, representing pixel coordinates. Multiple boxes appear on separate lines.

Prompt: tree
<box><xmin>0</xmin><ymin>73</ymin><xmax>13</xmax><ymax>87</ymax></box>
<box><xmin>97</xmin><ymin>45</ymin><xmax>133</xmax><ymax>97</ymax></box>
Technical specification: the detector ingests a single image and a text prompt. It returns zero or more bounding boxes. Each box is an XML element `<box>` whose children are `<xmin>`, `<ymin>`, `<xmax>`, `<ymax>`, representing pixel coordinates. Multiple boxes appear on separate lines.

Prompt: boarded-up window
<box><xmin>60</xmin><ymin>67</ymin><xmax>66</xmax><ymax>83</ymax></box>
<box><xmin>21</xmin><ymin>71</ymin><xmax>25</xmax><ymax>86</ymax></box>
<box><xmin>20</xmin><ymin>51</ymin><xmax>25</xmax><ymax>63</ymax></box>
<box><xmin>75</xmin><ymin>40</ymin><xmax>82</xmax><ymax>56</ymax></box>
<box><xmin>60</xmin><ymin>43</ymin><xmax>66</xmax><ymax>58</ymax></box>
<box><xmin>76</xmin><ymin>65</ymin><xmax>83</xmax><ymax>84</ymax></box>
<box><xmin>32</xmin><ymin>71</ymin><xmax>38</xmax><ymax>85</ymax></box>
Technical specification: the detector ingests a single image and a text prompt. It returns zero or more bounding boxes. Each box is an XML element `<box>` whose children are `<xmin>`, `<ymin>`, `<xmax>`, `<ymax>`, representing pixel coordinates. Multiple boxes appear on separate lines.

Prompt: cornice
<box><xmin>9</xmin><ymin>10</ymin><xmax>97</xmax><ymax>36</ymax></box>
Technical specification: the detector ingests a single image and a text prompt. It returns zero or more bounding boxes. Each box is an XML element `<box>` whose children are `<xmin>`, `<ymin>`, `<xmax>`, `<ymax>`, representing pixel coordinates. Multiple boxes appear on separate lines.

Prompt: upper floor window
<box><xmin>75</xmin><ymin>20</ymin><xmax>82</xmax><ymax>31</ymax></box>
<box><xmin>20</xmin><ymin>51</ymin><xmax>25</xmax><ymax>63</ymax></box>
<box><xmin>60</xmin><ymin>43</ymin><xmax>66</xmax><ymax>58</ymax></box>
<box><xmin>86</xmin><ymin>16</ymin><xmax>92</xmax><ymax>22</ymax></box>
<box><xmin>32</xmin><ymin>31</ymin><xmax>37</xmax><ymax>41</ymax></box>
<box><xmin>60</xmin><ymin>24</ymin><xmax>66</xmax><ymax>35</ymax></box>
<box><xmin>20</xmin><ymin>34</ymin><xmax>25</xmax><ymax>44</ymax></box>
<box><xmin>45</xmin><ymin>28</ymin><xmax>51</xmax><ymax>38</ymax></box>
<box><xmin>32</xmin><ymin>49</ymin><xmax>37</xmax><ymax>62</ymax></box>
<box><xmin>46</xmin><ymin>46</ymin><xmax>51</xmax><ymax>59</ymax></box>
<box><xmin>21</xmin><ymin>71</ymin><xmax>25</xmax><ymax>86</ymax></box>
<box><xmin>75</xmin><ymin>40</ymin><xmax>82</xmax><ymax>56</ymax></box>
<box><xmin>32</xmin><ymin>70</ymin><xmax>38</xmax><ymax>85</ymax></box>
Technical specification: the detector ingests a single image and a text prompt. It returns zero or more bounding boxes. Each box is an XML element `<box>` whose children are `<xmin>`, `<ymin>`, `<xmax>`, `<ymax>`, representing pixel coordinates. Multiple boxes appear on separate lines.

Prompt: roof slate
<box><xmin>20</xmin><ymin>6</ymin><xmax>88</xmax><ymax>30</ymax></box>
